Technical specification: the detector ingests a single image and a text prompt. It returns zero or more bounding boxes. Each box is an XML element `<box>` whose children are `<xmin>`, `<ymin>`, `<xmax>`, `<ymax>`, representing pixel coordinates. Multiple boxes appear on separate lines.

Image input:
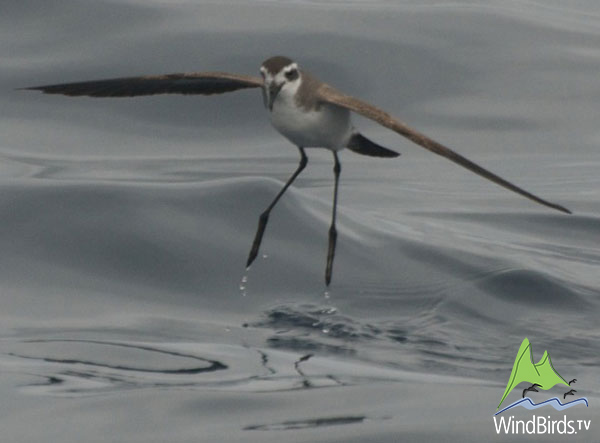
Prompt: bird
<box><xmin>568</xmin><ymin>378</ymin><xmax>577</xmax><ymax>385</ymax></box>
<box><xmin>22</xmin><ymin>55</ymin><xmax>572</xmax><ymax>285</ymax></box>
<box><xmin>564</xmin><ymin>389</ymin><xmax>577</xmax><ymax>400</ymax></box>
<box><xmin>522</xmin><ymin>383</ymin><xmax>541</xmax><ymax>398</ymax></box>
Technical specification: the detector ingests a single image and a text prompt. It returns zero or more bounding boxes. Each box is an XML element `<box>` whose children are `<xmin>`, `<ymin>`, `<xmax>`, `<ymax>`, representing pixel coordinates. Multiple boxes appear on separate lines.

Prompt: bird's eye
<box><xmin>284</xmin><ymin>68</ymin><xmax>298</xmax><ymax>81</ymax></box>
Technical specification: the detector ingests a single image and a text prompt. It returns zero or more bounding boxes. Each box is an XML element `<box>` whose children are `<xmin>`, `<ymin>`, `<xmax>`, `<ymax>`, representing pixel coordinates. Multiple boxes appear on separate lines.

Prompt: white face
<box><xmin>260</xmin><ymin>62</ymin><xmax>301</xmax><ymax>110</ymax></box>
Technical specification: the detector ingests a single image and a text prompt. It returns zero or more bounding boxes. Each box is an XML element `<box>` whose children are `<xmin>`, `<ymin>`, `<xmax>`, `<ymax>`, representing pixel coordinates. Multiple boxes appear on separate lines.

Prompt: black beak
<box><xmin>266</xmin><ymin>82</ymin><xmax>283</xmax><ymax>110</ymax></box>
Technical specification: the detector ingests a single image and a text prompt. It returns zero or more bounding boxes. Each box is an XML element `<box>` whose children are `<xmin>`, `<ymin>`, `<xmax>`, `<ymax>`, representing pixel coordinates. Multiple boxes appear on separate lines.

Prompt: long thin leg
<box><xmin>246</xmin><ymin>147</ymin><xmax>308</xmax><ymax>268</ymax></box>
<box><xmin>325</xmin><ymin>152</ymin><xmax>341</xmax><ymax>286</ymax></box>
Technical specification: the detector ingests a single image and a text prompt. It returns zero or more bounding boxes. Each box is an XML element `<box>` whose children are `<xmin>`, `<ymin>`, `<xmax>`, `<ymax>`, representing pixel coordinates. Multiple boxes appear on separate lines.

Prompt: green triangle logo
<box><xmin>497</xmin><ymin>338</ymin><xmax>569</xmax><ymax>410</ymax></box>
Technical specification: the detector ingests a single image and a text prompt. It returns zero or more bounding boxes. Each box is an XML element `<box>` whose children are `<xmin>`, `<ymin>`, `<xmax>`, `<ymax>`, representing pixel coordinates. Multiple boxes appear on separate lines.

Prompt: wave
<box><xmin>495</xmin><ymin>397</ymin><xmax>589</xmax><ymax>416</ymax></box>
<box><xmin>2</xmin><ymin>174</ymin><xmax>597</xmax><ymax>375</ymax></box>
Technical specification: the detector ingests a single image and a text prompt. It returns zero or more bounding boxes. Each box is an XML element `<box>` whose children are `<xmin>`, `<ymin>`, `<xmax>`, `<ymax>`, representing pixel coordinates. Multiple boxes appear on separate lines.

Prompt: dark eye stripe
<box><xmin>284</xmin><ymin>69</ymin><xmax>298</xmax><ymax>81</ymax></box>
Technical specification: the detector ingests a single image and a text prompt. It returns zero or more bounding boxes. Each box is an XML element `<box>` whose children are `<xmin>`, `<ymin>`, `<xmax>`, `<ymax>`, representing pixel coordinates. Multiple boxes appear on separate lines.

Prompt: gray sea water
<box><xmin>2</xmin><ymin>1</ymin><xmax>599</xmax><ymax>441</ymax></box>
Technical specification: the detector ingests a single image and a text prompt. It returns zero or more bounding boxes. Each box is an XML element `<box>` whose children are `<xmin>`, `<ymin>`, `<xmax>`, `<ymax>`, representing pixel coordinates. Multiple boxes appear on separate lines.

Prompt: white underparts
<box><xmin>268</xmin><ymin>78</ymin><xmax>353</xmax><ymax>151</ymax></box>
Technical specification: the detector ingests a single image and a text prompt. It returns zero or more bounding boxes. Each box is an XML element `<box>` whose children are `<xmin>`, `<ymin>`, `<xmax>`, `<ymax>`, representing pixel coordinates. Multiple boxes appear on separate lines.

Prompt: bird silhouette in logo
<box><xmin>522</xmin><ymin>383</ymin><xmax>541</xmax><ymax>398</ymax></box>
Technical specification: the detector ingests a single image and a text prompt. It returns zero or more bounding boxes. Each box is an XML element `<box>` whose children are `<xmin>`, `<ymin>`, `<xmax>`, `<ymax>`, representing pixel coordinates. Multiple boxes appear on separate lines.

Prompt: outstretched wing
<box><xmin>22</xmin><ymin>72</ymin><xmax>263</xmax><ymax>97</ymax></box>
<box><xmin>317</xmin><ymin>84</ymin><xmax>571</xmax><ymax>214</ymax></box>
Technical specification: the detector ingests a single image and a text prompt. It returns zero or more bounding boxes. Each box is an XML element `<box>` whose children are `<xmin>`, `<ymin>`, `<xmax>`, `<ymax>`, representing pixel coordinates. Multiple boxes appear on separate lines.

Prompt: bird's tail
<box><xmin>346</xmin><ymin>132</ymin><xmax>399</xmax><ymax>158</ymax></box>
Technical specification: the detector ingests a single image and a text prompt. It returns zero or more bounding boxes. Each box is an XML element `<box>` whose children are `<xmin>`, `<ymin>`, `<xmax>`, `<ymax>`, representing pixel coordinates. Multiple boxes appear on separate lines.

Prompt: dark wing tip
<box><xmin>20</xmin><ymin>86</ymin><xmax>85</xmax><ymax>96</ymax></box>
<box><xmin>17</xmin><ymin>82</ymin><xmax>114</xmax><ymax>97</ymax></box>
<box><xmin>550</xmin><ymin>203</ymin><xmax>572</xmax><ymax>215</ymax></box>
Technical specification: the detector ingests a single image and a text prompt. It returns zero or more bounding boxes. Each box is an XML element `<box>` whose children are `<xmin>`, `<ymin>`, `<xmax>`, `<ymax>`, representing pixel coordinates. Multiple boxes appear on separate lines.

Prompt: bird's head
<box><xmin>260</xmin><ymin>56</ymin><xmax>301</xmax><ymax>110</ymax></box>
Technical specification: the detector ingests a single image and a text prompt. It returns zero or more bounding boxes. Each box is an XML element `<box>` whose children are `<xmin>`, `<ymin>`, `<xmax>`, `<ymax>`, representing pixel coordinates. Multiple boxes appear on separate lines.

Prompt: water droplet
<box><xmin>322</xmin><ymin>328</ymin><xmax>330</xmax><ymax>334</ymax></box>
<box><xmin>262</xmin><ymin>253</ymin><xmax>269</xmax><ymax>259</ymax></box>
<box><xmin>240</xmin><ymin>274</ymin><xmax>249</xmax><ymax>296</ymax></box>
<box><xmin>323</xmin><ymin>291</ymin><xmax>330</xmax><ymax>299</ymax></box>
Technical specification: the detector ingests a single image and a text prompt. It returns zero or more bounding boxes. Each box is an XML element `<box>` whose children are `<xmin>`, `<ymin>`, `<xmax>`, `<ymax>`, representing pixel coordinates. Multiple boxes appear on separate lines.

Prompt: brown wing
<box><xmin>317</xmin><ymin>84</ymin><xmax>571</xmax><ymax>214</ymax></box>
<box><xmin>22</xmin><ymin>72</ymin><xmax>263</xmax><ymax>97</ymax></box>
